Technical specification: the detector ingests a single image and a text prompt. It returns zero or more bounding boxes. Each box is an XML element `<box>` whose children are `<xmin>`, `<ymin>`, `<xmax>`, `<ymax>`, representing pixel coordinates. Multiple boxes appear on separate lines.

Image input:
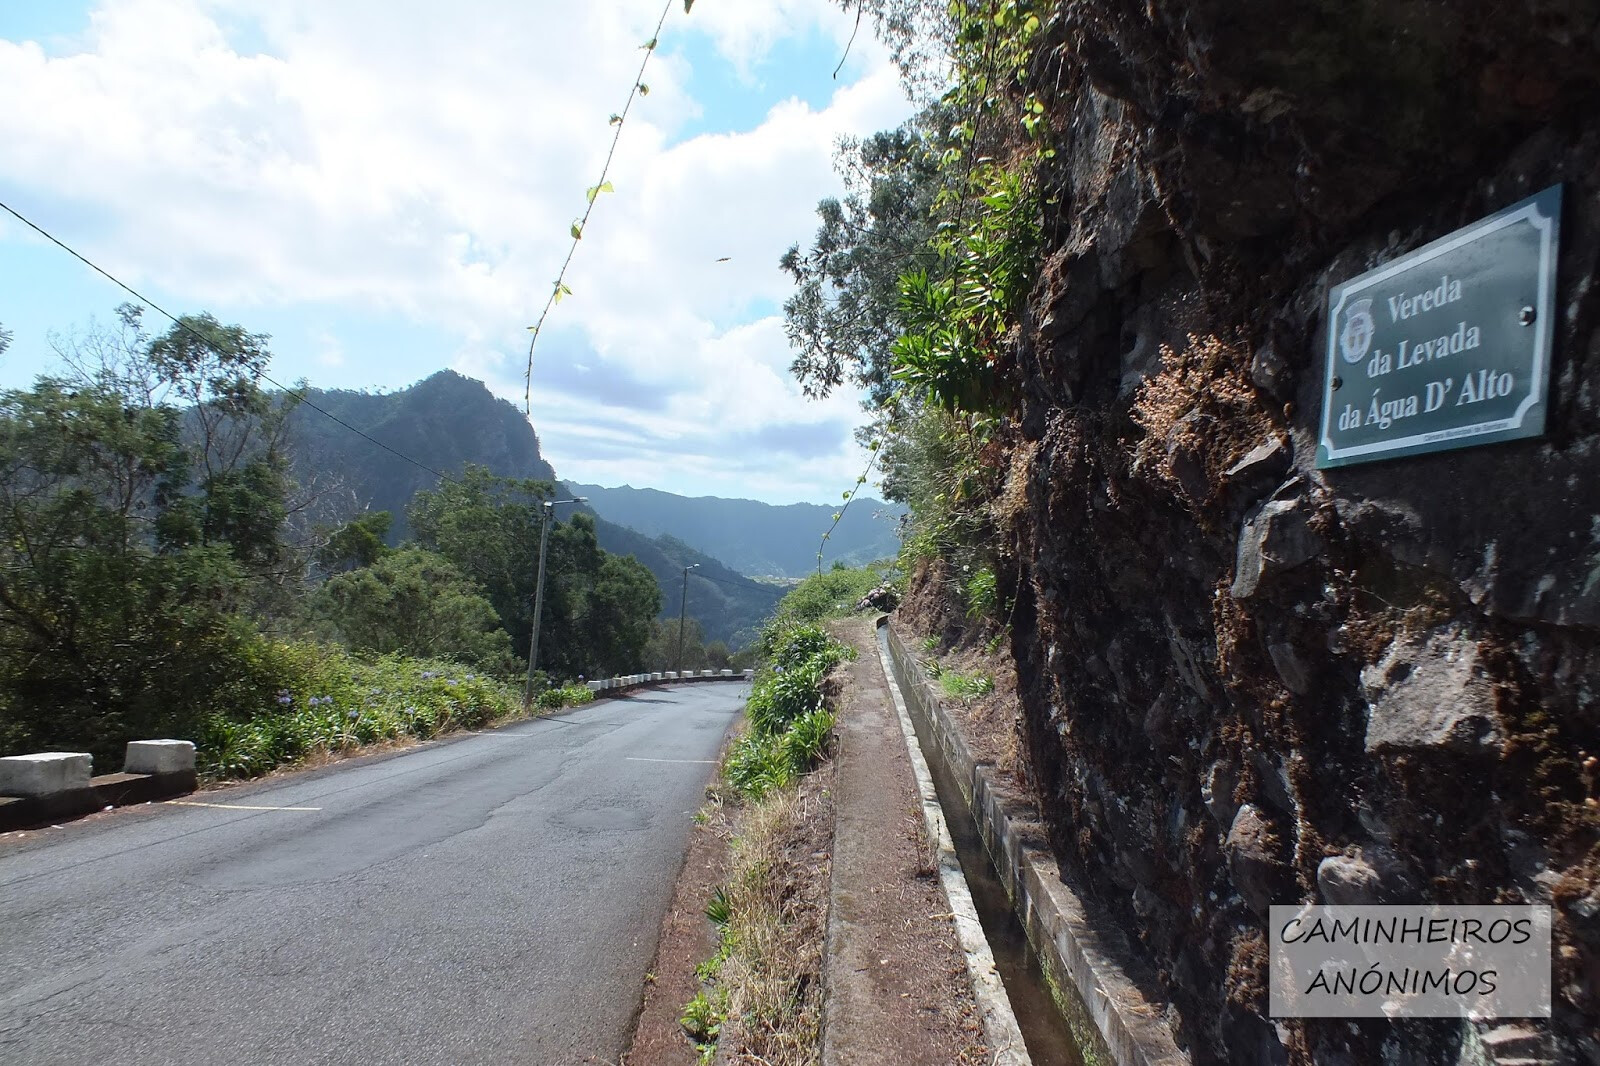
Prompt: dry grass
<box><xmin>707</xmin><ymin>768</ymin><xmax>833</xmax><ymax>1066</ymax></box>
<box><xmin>1129</xmin><ymin>332</ymin><xmax>1273</xmax><ymax>514</ymax></box>
<box><xmin>994</xmin><ymin>435</ymin><xmax>1039</xmax><ymax>535</ymax></box>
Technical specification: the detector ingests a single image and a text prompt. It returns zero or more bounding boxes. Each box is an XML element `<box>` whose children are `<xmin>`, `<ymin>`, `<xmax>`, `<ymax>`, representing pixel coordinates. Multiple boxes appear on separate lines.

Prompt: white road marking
<box><xmin>165</xmin><ymin>801</ymin><xmax>322</xmax><ymax>812</ymax></box>
<box><xmin>624</xmin><ymin>757</ymin><xmax>716</xmax><ymax>764</ymax></box>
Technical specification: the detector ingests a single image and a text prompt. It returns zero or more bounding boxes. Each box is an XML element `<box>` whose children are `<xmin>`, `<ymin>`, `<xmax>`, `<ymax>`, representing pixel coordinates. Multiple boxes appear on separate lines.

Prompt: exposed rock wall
<box><xmin>968</xmin><ymin>2</ymin><xmax>1600</xmax><ymax>1062</ymax></box>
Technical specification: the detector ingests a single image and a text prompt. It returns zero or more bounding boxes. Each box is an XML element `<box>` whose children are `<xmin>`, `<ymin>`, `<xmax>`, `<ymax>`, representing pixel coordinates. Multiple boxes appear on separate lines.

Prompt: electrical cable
<box><xmin>0</xmin><ymin>198</ymin><xmax>459</xmax><ymax>484</ymax></box>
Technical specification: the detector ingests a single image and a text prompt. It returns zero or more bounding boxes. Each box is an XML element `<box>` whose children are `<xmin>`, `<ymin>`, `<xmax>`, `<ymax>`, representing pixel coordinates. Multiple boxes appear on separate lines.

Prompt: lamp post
<box><xmin>525</xmin><ymin>496</ymin><xmax>587</xmax><ymax>705</ymax></box>
<box><xmin>676</xmin><ymin>563</ymin><xmax>699</xmax><ymax>675</ymax></box>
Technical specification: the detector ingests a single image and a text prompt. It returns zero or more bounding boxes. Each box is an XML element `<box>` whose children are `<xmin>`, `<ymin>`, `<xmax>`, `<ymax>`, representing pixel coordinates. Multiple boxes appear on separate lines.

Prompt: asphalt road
<box><xmin>0</xmin><ymin>683</ymin><xmax>745</xmax><ymax>1065</ymax></box>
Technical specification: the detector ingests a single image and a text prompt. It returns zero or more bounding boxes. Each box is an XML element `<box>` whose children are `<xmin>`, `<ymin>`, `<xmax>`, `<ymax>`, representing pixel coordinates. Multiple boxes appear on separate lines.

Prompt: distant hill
<box><xmin>291</xmin><ymin>370</ymin><xmax>556</xmax><ymax>544</ymax></box>
<box><xmin>287</xmin><ymin>370</ymin><xmax>781</xmax><ymax>646</ymax></box>
<box><xmin>564</xmin><ymin>482</ymin><xmax>904</xmax><ymax>578</ymax></box>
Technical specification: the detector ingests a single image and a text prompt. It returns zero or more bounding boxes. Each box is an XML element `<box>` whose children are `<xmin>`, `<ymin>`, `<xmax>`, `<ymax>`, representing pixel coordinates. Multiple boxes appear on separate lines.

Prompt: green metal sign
<box><xmin>1318</xmin><ymin>185</ymin><xmax>1561</xmax><ymax>468</ymax></box>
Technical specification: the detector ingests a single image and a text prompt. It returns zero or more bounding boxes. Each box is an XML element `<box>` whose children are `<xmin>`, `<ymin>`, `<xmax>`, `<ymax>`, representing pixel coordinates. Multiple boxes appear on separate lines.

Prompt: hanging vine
<box><xmin>522</xmin><ymin>0</ymin><xmax>697</xmax><ymax>412</ymax></box>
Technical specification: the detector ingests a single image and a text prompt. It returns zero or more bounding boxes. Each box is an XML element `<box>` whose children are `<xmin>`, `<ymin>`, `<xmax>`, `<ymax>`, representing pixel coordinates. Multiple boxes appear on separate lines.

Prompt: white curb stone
<box><xmin>0</xmin><ymin>752</ymin><xmax>92</xmax><ymax>797</ymax></box>
<box><xmin>124</xmin><ymin>740</ymin><xmax>195</xmax><ymax>775</ymax></box>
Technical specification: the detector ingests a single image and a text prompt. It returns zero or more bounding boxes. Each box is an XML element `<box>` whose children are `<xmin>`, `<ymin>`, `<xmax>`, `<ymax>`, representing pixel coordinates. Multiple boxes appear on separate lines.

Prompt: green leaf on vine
<box><xmin>554</xmin><ymin>282</ymin><xmax>573</xmax><ymax>303</ymax></box>
<box><xmin>637</xmin><ymin>82</ymin><xmax>650</xmax><ymax>96</ymax></box>
<box><xmin>570</xmin><ymin>222</ymin><xmax>583</xmax><ymax>240</ymax></box>
<box><xmin>585</xmin><ymin>181</ymin><xmax>615</xmax><ymax>204</ymax></box>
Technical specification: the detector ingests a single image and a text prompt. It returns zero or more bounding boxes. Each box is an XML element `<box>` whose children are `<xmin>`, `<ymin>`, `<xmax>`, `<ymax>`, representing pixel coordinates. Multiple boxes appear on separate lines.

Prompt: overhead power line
<box><xmin>0</xmin><ymin>198</ymin><xmax>459</xmax><ymax>485</ymax></box>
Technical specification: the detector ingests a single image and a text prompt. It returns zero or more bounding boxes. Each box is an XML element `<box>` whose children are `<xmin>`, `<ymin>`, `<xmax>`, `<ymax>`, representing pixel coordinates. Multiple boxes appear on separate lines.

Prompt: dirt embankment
<box><xmin>911</xmin><ymin>4</ymin><xmax>1600</xmax><ymax>1063</ymax></box>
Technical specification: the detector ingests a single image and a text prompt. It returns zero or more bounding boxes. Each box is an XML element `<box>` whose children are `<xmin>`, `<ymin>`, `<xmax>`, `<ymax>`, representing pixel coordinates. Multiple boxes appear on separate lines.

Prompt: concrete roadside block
<box><xmin>666</xmin><ymin>671</ymin><xmax>678</xmax><ymax>679</ymax></box>
<box><xmin>720</xmin><ymin>669</ymin><xmax>733</xmax><ymax>677</ymax></box>
<box><xmin>0</xmin><ymin>752</ymin><xmax>98</xmax><ymax>829</ymax></box>
<box><xmin>0</xmin><ymin>752</ymin><xmax>92</xmax><ymax>796</ymax></box>
<box><xmin>586</xmin><ymin>680</ymin><xmax>603</xmax><ymax>693</ymax></box>
<box><xmin>125</xmin><ymin>740</ymin><xmax>194</xmax><ymax>775</ymax></box>
<box><xmin>98</xmin><ymin>739</ymin><xmax>199</xmax><ymax>807</ymax></box>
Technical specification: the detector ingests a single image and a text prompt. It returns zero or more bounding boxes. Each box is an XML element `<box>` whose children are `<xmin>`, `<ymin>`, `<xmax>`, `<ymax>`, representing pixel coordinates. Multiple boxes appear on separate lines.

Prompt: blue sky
<box><xmin>0</xmin><ymin>0</ymin><xmax>914</xmax><ymax>503</ymax></box>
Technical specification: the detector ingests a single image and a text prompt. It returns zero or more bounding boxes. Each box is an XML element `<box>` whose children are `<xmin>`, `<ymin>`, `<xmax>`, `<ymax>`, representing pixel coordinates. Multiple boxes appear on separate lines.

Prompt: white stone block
<box><xmin>586</xmin><ymin>680</ymin><xmax>603</xmax><ymax>692</ymax></box>
<box><xmin>665</xmin><ymin>671</ymin><xmax>678</xmax><ymax>679</ymax></box>
<box><xmin>701</xmin><ymin>670</ymin><xmax>714</xmax><ymax>678</ymax></box>
<box><xmin>720</xmin><ymin>669</ymin><xmax>733</xmax><ymax>677</ymax></box>
<box><xmin>743</xmin><ymin>669</ymin><xmax>754</xmax><ymax>679</ymax></box>
<box><xmin>124</xmin><ymin>740</ymin><xmax>195</xmax><ymax>775</ymax></box>
<box><xmin>0</xmin><ymin>752</ymin><xmax>92</xmax><ymax>797</ymax></box>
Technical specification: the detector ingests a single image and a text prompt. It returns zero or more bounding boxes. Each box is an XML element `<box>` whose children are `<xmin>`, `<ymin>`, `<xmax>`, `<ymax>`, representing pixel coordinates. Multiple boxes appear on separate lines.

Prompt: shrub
<box><xmin>940</xmin><ymin>670</ymin><xmax>995</xmax><ymax>700</ymax></box>
<box><xmin>782</xmin><ymin>708</ymin><xmax>834</xmax><ymax>774</ymax></box>
<box><xmin>759</xmin><ymin>564</ymin><xmax>894</xmax><ymax>638</ymax></box>
<box><xmin>193</xmin><ymin>644</ymin><xmax>521</xmax><ymax>779</ymax></box>
<box><xmin>964</xmin><ymin>566</ymin><xmax>998</xmax><ymax>620</ymax></box>
<box><xmin>767</xmin><ymin>622</ymin><xmax>834</xmax><ymax>668</ymax></box>
<box><xmin>725</xmin><ymin>731</ymin><xmax>793</xmax><ymax>798</ymax></box>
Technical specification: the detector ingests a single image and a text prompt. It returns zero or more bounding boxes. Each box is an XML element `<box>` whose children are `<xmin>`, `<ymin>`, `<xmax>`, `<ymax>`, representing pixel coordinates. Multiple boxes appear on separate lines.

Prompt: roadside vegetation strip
<box><xmin>680</xmin><ymin>619</ymin><xmax>853</xmax><ymax>1065</ymax></box>
<box><xmin>197</xmin><ymin>643</ymin><xmax>593</xmax><ymax>782</ymax></box>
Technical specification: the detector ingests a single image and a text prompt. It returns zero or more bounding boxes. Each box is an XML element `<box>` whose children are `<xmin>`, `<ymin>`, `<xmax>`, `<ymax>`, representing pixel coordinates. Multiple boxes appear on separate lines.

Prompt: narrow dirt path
<box><xmin>821</xmin><ymin>617</ymin><xmax>990</xmax><ymax>1066</ymax></box>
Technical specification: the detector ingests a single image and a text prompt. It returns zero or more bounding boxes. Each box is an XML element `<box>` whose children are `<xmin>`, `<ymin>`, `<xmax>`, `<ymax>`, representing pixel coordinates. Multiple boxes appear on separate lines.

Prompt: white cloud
<box><xmin>0</xmin><ymin>0</ymin><xmax>914</xmax><ymax>504</ymax></box>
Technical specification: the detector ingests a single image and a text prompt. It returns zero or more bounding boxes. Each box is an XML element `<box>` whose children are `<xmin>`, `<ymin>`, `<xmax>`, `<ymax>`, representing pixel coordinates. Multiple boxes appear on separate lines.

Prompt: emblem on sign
<box><xmin>1339</xmin><ymin>299</ymin><xmax>1375</xmax><ymax>365</ymax></box>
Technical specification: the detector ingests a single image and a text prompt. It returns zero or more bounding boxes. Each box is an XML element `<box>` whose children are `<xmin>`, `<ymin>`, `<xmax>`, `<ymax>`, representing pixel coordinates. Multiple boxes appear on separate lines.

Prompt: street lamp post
<box><xmin>525</xmin><ymin>496</ymin><xmax>587</xmax><ymax>705</ymax></box>
<box><xmin>675</xmin><ymin>563</ymin><xmax>699</xmax><ymax>675</ymax></box>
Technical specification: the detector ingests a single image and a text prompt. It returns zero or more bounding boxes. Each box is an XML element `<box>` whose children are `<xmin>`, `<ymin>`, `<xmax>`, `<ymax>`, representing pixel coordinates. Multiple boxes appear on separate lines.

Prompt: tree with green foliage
<box><xmin>317</xmin><ymin>511</ymin><xmax>395</xmax><ymax>574</ymax></box>
<box><xmin>408</xmin><ymin>467</ymin><xmax>661</xmax><ymax>679</ymax></box>
<box><xmin>577</xmin><ymin>553</ymin><xmax>662</xmax><ymax>677</ymax></box>
<box><xmin>0</xmin><ymin>378</ymin><xmax>262</xmax><ymax>762</ymax></box>
<box><xmin>303</xmin><ymin>548</ymin><xmax>512</xmax><ymax>670</ymax></box>
<box><xmin>780</xmin><ymin>118</ymin><xmax>945</xmax><ymax>408</ymax></box>
<box><xmin>643</xmin><ymin>616</ymin><xmax>708</xmax><ymax>673</ymax></box>
<box><xmin>409</xmin><ymin>466</ymin><xmax>548</xmax><ymax>647</ymax></box>
<box><xmin>54</xmin><ymin>304</ymin><xmax>303</xmax><ymax>589</ymax></box>
<box><xmin>0</xmin><ymin>306</ymin><xmax>311</xmax><ymax>762</ymax></box>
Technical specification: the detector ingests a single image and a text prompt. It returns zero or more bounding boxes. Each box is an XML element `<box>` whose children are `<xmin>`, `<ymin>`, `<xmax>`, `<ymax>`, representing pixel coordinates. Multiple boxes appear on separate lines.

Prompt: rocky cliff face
<box><xmin>962</xmin><ymin>3</ymin><xmax>1600</xmax><ymax>1062</ymax></box>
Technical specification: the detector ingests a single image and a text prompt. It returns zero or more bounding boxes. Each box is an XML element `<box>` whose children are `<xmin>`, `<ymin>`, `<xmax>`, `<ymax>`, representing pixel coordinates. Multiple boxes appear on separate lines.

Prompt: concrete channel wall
<box><xmin>882</xmin><ymin>620</ymin><xmax>1188</xmax><ymax>1066</ymax></box>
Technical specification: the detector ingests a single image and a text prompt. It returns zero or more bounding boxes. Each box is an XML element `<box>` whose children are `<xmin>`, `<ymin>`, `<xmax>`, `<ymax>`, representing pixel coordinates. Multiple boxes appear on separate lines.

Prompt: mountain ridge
<box><xmin>563</xmin><ymin>481</ymin><xmax>903</xmax><ymax>578</ymax></box>
<box><xmin>287</xmin><ymin>370</ymin><xmax>782</xmax><ymax>645</ymax></box>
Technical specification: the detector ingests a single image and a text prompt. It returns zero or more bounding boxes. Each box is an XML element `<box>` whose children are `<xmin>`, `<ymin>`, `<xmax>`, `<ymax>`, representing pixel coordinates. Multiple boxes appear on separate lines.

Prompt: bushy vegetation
<box><xmin>196</xmin><ymin>647</ymin><xmax>519</xmax><ymax>778</ymax></box>
<box><xmin>726</xmin><ymin>622</ymin><xmax>852</xmax><ymax>800</ymax></box>
<box><xmin>784</xmin><ymin>1</ymin><xmax>1051</xmax><ymax>620</ymax></box>
<box><xmin>760</xmin><ymin>562</ymin><xmax>895</xmax><ymax>639</ymax></box>
<box><xmin>0</xmin><ymin>306</ymin><xmax>660</xmax><ymax>778</ymax></box>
